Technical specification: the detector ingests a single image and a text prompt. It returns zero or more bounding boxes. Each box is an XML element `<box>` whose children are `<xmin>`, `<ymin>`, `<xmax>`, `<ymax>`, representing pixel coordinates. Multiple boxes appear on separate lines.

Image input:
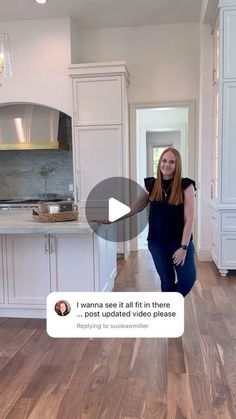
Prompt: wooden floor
<box><xmin>0</xmin><ymin>251</ymin><xmax>236</xmax><ymax>419</ymax></box>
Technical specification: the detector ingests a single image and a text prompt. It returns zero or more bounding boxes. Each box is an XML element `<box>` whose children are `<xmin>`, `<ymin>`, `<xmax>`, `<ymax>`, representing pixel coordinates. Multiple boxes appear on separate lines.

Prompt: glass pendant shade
<box><xmin>0</xmin><ymin>32</ymin><xmax>14</xmax><ymax>78</ymax></box>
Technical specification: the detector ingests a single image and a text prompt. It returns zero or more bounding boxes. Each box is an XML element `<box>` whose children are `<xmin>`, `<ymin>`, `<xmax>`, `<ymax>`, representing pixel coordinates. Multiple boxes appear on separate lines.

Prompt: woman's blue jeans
<box><xmin>148</xmin><ymin>241</ymin><xmax>196</xmax><ymax>297</ymax></box>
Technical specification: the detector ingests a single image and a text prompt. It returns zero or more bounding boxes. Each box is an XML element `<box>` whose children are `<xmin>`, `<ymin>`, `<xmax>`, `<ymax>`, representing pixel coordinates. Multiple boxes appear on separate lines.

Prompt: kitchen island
<box><xmin>0</xmin><ymin>210</ymin><xmax>117</xmax><ymax>318</ymax></box>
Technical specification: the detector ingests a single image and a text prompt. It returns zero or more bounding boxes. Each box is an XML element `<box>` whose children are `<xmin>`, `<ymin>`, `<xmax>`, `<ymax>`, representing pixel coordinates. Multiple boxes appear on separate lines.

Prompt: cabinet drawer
<box><xmin>222</xmin><ymin>212</ymin><xmax>236</xmax><ymax>232</ymax></box>
<box><xmin>223</xmin><ymin>10</ymin><xmax>236</xmax><ymax>79</ymax></box>
<box><xmin>222</xmin><ymin>235</ymin><xmax>236</xmax><ymax>267</ymax></box>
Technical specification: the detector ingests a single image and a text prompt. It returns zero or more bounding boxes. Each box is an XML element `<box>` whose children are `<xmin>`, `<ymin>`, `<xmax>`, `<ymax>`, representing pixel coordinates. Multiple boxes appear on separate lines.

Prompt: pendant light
<box><xmin>0</xmin><ymin>32</ymin><xmax>14</xmax><ymax>78</ymax></box>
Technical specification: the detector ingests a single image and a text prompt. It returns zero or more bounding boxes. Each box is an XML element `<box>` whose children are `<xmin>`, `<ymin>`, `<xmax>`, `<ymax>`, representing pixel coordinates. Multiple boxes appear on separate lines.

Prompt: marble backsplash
<box><xmin>0</xmin><ymin>150</ymin><xmax>73</xmax><ymax>199</ymax></box>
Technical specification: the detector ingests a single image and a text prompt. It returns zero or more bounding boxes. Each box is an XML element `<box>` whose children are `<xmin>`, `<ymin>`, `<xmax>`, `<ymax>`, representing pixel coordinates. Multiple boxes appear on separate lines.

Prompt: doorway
<box><xmin>146</xmin><ymin>130</ymin><xmax>181</xmax><ymax>177</ymax></box>
<box><xmin>129</xmin><ymin>102</ymin><xmax>196</xmax><ymax>250</ymax></box>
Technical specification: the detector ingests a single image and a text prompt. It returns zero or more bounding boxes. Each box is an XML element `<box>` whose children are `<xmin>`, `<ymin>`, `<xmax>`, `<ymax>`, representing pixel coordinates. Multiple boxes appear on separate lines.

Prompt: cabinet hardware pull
<box><xmin>50</xmin><ymin>235</ymin><xmax>55</xmax><ymax>254</ymax></box>
<box><xmin>212</xmin><ymin>69</ymin><xmax>216</xmax><ymax>84</ymax></box>
<box><xmin>211</xmin><ymin>180</ymin><xmax>214</xmax><ymax>199</ymax></box>
<box><xmin>76</xmin><ymin>170</ymin><xmax>80</xmax><ymax>201</ymax></box>
<box><xmin>44</xmin><ymin>234</ymin><xmax>49</xmax><ymax>254</ymax></box>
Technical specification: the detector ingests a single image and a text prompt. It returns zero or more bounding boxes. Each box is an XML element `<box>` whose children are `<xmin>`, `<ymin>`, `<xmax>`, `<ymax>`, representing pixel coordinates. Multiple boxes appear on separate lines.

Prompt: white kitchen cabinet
<box><xmin>222</xmin><ymin>235</ymin><xmax>236</xmax><ymax>266</ymax></box>
<box><xmin>210</xmin><ymin>1</ymin><xmax>236</xmax><ymax>275</ymax></box>
<box><xmin>72</xmin><ymin>76</ymin><xmax>122</xmax><ymax>126</ymax></box>
<box><xmin>69</xmin><ymin>62</ymin><xmax>130</xmax><ymax>258</ymax></box>
<box><xmin>95</xmin><ymin>226</ymin><xmax>117</xmax><ymax>292</ymax></box>
<box><xmin>223</xmin><ymin>8</ymin><xmax>236</xmax><ymax>79</ymax></box>
<box><xmin>50</xmin><ymin>234</ymin><xmax>95</xmax><ymax>292</ymax></box>
<box><xmin>221</xmin><ymin>82</ymin><xmax>236</xmax><ymax>203</ymax></box>
<box><xmin>6</xmin><ymin>234</ymin><xmax>51</xmax><ymax>305</ymax></box>
<box><xmin>6</xmin><ymin>233</ymin><xmax>96</xmax><ymax>304</ymax></box>
<box><xmin>211</xmin><ymin>87</ymin><xmax>219</xmax><ymax>200</ymax></box>
<box><xmin>74</xmin><ymin>125</ymin><xmax>122</xmax><ymax>206</ymax></box>
<box><xmin>210</xmin><ymin>205</ymin><xmax>236</xmax><ymax>275</ymax></box>
<box><xmin>0</xmin><ymin>225</ymin><xmax>116</xmax><ymax>317</ymax></box>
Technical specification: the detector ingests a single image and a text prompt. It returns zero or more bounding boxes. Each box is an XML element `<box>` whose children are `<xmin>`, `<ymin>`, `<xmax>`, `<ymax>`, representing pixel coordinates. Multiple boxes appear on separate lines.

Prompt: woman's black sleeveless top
<box><xmin>144</xmin><ymin>177</ymin><xmax>196</xmax><ymax>244</ymax></box>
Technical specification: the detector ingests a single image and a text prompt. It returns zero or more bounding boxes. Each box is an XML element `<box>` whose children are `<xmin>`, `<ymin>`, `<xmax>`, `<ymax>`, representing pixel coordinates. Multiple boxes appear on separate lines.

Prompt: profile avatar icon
<box><xmin>55</xmin><ymin>300</ymin><xmax>71</xmax><ymax>316</ymax></box>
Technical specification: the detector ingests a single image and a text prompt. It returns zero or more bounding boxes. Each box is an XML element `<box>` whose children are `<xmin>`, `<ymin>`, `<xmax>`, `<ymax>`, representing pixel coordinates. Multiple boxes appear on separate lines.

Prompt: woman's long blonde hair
<box><xmin>149</xmin><ymin>147</ymin><xmax>183</xmax><ymax>205</ymax></box>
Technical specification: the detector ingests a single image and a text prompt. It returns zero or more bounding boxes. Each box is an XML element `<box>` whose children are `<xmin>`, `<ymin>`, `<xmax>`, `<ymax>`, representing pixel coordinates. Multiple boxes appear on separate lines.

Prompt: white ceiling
<box><xmin>0</xmin><ymin>0</ymin><xmax>202</xmax><ymax>29</ymax></box>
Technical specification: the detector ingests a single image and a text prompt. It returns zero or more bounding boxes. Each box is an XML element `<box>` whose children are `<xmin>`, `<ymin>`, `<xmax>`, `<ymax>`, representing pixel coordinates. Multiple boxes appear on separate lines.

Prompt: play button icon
<box><xmin>108</xmin><ymin>198</ymin><xmax>130</xmax><ymax>222</ymax></box>
<box><xmin>85</xmin><ymin>176</ymin><xmax>149</xmax><ymax>242</ymax></box>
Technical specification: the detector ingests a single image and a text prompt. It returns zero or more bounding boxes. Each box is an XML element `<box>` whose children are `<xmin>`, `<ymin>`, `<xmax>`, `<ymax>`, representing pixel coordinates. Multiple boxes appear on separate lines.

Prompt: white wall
<box><xmin>197</xmin><ymin>23</ymin><xmax>213</xmax><ymax>260</ymax></box>
<box><xmin>72</xmin><ymin>23</ymin><xmax>200</xmax><ymax>104</ymax></box>
<box><xmin>0</xmin><ymin>18</ymin><xmax>72</xmax><ymax>115</ymax></box>
<box><xmin>137</xmin><ymin>107</ymin><xmax>188</xmax><ymax>124</ymax></box>
<box><xmin>70</xmin><ymin>18</ymin><xmax>81</xmax><ymax>64</ymax></box>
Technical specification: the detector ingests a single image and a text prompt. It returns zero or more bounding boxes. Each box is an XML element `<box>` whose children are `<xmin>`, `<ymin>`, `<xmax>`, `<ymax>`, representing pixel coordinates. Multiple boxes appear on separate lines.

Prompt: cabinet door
<box><xmin>73</xmin><ymin>76</ymin><xmax>122</xmax><ymax>125</ymax></box>
<box><xmin>6</xmin><ymin>234</ymin><xmax>51</xmax><ymax>305</ymax></box>
<box><xmin>222</xmin><ymin>83</ymin><xmax>236</xmax><ymax>203</ymax></box>
<box><xmin>50</xmin><ymin>234</ymin><xmax>95</xmax><ymax>292</ymax></box>
<box><xmin>223</xmin><ymin>9</ymin><xmax>236</xmax><ymax>79</ymax></box>
<box><xmin>222</xmin><ymin>235</ymin><xmax>236</xmax><ymax>267</ymax></box>
<box><xmin>211</xmin><ymin>88</ymin><xmax>220</xmax><ymax>200</ymax></box>
<box><xmin>95</xmin><ymin>225</ymin><xmax>117</xmax><ymax>292</ymax></box>
<box><xmin>222</xmin><ymin>212</ymin><xmax>236</xmax><ymax>232</ymax></box>
<box><xmin>0</xmin><ymin>235</ymin><xmax>5</xmax><ymax>304</ymax></box>
<box><xmin>75</xmin><ymin>126</ymin><xmax>122</xmax><ymax>206</ymax></box>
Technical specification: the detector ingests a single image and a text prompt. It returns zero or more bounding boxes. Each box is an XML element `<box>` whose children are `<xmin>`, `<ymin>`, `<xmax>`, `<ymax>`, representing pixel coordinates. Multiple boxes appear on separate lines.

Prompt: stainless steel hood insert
<box><xmin>0</xmin><ymin>103</ymin><xmax>71</xmax><ymax>150</ymax></box>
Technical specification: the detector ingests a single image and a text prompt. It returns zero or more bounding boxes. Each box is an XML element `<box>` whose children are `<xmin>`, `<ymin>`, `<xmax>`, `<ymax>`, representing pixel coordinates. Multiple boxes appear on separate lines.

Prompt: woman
<box><xmin>117</xmin><ymin>147</ymin><xmax>196</xmax><ymax>297</ymax></box>
<box><xmin>144</xmin><ymin>147</ymin><xmax>196</xmax><ymax>296</ymax></box>
<box><xmin>55</xmin><ymin>300</ymin><xmax>70</xmax><ymax>316</ymax></box>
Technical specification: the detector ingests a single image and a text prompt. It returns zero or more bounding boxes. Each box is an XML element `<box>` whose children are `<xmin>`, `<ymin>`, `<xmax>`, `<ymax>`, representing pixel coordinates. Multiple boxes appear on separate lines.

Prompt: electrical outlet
<box><xmin>69</xmin><ymin>184</ymin><xmax>74</xmax><ymax>192</ymax></box>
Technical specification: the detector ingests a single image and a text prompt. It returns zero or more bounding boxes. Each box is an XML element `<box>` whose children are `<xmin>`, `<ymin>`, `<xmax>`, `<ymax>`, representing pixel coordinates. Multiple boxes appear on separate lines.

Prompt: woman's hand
<box><xmin>172</xmin><ymin>248</ymin><xmax>187</xmax><ymax>266</ymax></box>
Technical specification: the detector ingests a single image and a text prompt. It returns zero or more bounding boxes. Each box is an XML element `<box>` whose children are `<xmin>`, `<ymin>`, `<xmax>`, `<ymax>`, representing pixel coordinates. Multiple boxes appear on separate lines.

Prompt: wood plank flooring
<box><xmin>0</xmin><ymin>251</ymin><xmax>236</xmax><ymax>419</ymax></box>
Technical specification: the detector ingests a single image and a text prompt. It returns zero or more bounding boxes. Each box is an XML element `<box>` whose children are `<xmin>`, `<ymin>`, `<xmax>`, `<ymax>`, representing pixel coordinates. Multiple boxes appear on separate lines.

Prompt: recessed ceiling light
<box><xmin>35</xmin><ymin>0</ymin><xmax>47</xmax><ymax>4</ymax></box>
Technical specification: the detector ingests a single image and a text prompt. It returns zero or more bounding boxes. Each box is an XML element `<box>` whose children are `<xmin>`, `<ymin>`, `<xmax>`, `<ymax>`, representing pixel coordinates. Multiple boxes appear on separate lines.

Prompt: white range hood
<box><xmin>0</xmin><ymin>103</ymin><xmax>69</xmax><ymax>150</ymax></box>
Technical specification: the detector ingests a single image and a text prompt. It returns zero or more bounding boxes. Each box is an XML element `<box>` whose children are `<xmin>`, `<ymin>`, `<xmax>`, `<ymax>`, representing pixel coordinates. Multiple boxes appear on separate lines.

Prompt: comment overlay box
<box><xmin>47</xmin><ymin>292</ymin><xmax>184</xmax><ymax>338</ymax></box>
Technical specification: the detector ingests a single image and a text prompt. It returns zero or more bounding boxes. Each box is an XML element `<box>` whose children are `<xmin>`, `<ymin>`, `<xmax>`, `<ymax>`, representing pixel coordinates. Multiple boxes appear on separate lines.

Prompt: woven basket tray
<box><xmin>32</xmin><ymin>208</ymin><xmax>79</xmax><ymax>223</ymax></box>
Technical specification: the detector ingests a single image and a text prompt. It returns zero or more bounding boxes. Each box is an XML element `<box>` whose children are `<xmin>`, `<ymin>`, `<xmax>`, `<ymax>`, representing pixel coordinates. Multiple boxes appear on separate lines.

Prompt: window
<box><xmin>152</xmin><ymin>146</ymin><xmax>167</xmax><ymax>176</ymax></box>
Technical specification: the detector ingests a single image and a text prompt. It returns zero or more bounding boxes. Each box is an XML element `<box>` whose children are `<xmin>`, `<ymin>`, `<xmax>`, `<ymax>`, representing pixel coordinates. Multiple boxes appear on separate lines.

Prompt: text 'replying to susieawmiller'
<box><xmin>47</xmin><ymin>292</ymin><xmax>184</xmax><ymax>338</ymax></box>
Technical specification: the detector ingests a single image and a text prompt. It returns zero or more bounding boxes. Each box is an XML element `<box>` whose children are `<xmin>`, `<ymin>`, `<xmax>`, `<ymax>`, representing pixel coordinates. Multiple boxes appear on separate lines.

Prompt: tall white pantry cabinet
<box><xmin>210</xmin><ymin>0</ymin><xmax>236</xmax><ymax>275</ymax></box>
<box><xmin>68</xmin><ymin>62</ymin><xmax>130</xmax><ymax>257</ymax></box>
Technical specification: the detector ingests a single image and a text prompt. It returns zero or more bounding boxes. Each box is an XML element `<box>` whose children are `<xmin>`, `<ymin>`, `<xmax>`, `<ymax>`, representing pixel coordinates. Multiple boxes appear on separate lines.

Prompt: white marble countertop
<box><xmin>0</xmin><ymin>209</ymin><xmax>99</xmax><ymax>234</ymax></box>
